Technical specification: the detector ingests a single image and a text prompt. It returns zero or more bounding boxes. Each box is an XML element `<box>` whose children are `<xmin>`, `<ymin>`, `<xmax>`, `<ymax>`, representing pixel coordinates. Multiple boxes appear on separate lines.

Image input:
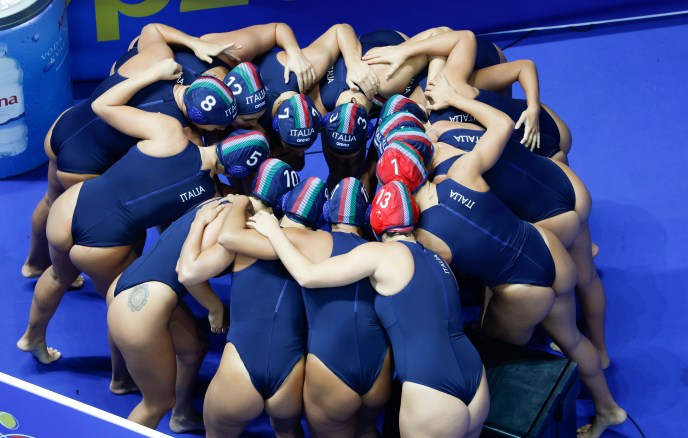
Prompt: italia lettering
<box><xmin>290</xmin><ymin>128</ymin><xmax>315</xmax><ymax>137</ymax></box>
<box><xmin>331</xmin><ymin>133</ymin><xmax>356</xmax><ymax>142</ymax></box>
<box><xmin>326</xmin><ymin>66</ymin><xmax>335</xmax><ymax>84</ymax></box>
<box><xmin>453</xmin><ymin>135</ymin><xmax>480</xmax><ymax>144</ymax></box>
<box><xmin>449</xmin><ymin>114</ymin><xmax>475</xmax><ymax>123</ymax></box>
<box><xmin>0</xmin><ymin>96</ymin><xmax>19</xmax><ymax>107</ymax></box>
<box><xmin>179</xmin><ymin>186</ymin><xmax>206</xmax><ymax>202</ymax></box>
<box><xmin>245</xmin><ymin>89</ymin><xmax>266</xmax><ymax>104</ymax></box>
<box><xmin>449</xmin><ymin>189</ymin><xmax>476</xmax><ymax>209</ymax></box>
<box><xmin>433</xmin><ymin>254</ymin><xmax>451</xmax><ymax>275</ymax></box>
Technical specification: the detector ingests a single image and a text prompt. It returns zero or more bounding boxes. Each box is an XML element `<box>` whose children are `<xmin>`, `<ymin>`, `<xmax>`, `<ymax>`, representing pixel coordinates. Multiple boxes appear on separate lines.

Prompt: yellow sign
<box><xmin>94</xmin><ymin>0</ymin><xmax>249</xmax><ymax>42</ymax></box>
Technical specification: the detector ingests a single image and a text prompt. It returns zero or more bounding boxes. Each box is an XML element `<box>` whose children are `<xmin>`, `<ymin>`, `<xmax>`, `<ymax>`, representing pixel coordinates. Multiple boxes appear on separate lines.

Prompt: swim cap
<box><xmin>216</xmin><ymin>129</ymin><xmax>269</xmax><ymax>178</ymax></box>
<box><xmin>323</xmin><ymin>177</ymin><xmax>370</xmax><ymax>227</ymax></box>
<box><xmin>376</xmin><ymin>141</ymin><xmax>428</xmax><ymax>193</ymax></box>
<box><xmin>323</xmin><ymin>103</ymin><xmax>370</xmax><ymax>156</ymax></box>
<box><xmin>370</xmin><ymin>181</ymin><xmax>420</xmax><ymax>238</ymax></box>
<box><xmin>380</xmin><ymin>127</ymin><xmax>434</xmax><ymax>164</ymax></box>
<box><xmin>379</xmin><ymin>94</ymin><xmax>428</xmax><ymax>123</ymax></box>
<box><xmin>373</xmin><ymin>111</ymin><xmax>425</xmax><ymax>154</ymax></box>
<box><xmin>183</xmin><ymin>76</ymin><xmax>238</xmax><ymax>126</ymax></box>
<box><xmin>251</xmin><ymin>158</ymin><xmax>299</xmax><ymax>209</ymax></box>
<box><xmin>273</xmin><ymin>95</ymin><xmax>322</xmax><ymax>149</ymax></box>
<box><xmin>223</xmin><ymin>62</ymin><xmax>267</xmax><ymax>115</ymax></box>
<box><xmin>281</xmin><ymin>176</ymin><xmax>327</xmax><ymax>229</ymax></box>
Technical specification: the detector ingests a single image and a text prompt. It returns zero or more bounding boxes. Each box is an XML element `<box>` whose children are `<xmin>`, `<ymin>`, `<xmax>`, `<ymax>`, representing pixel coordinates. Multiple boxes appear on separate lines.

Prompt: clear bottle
<box><xmin>0</xmin><ymin>42</ymin><xmax>28</xmax><ymax>156</ymax></box>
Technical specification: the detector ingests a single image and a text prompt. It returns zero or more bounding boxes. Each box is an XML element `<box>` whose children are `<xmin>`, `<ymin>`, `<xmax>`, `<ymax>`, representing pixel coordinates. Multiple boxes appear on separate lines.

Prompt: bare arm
<box><xmin>92</xmin><ymin>58</ymin><xmax>186</xmax><ymax>149</ymax></box>
<box><xmin>184</xmin><ymin>282</ymin><xmax>228</xmax><ymax>334</ymax></box>
<box><xmin>302</xmin><ymin>24</ymin><xmax>379</xmax><ymax>97</ymax></box>
<box><xmin>217</xmin><ymin>195</ymin><xmax>281</xmax><ymax>260</ymax></box>
<box><xmin>141</xmin><ymin>23</ymin><xmax>240</xmax><ymax>63</ymax></box>
<box><xmin>363</xmin><ymin>29</ymin><xmax>475</xmax><ymax>81</ymax></box>
<box><xmin>177</xmin><ymin>200</ymin><xmax>235</xmax><ymax>285</ymax></box>
<box><xmin>247</xmin><ymin>211</ymin><xmax>383</xmax><ymax>288</ymax></box>
<box><xmin>201</xmin><ymin>23</ymin><xmax>315</xmax><ymax>92</ymax></box>
<box><xmin>471</xmin><ymin>60</ymin><xmax>541</xmax><ymax>149</ymax></box>
<box><xmin>426</xmin><ymin>74</ymin><xmax>514</xmax><ymax>178</ymax></box>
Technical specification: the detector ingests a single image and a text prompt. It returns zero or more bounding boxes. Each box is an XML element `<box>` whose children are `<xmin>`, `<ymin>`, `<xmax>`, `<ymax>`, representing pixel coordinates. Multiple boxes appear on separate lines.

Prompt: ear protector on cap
<box><xmin>376</xmin><ymin>140</ymin><xmax>429</xmax><ymax>194</ymax></box>
<box><xmin>369</xmin><ymin>181</ymin><xmax>420</xmax><ymax>240</ymax></box>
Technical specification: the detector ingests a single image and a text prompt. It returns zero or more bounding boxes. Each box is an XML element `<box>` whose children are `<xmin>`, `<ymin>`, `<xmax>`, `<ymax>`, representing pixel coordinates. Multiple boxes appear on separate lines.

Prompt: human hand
<box><xmin>193</xmin><ymin>40</ymin><xmax>242</xmax><ymax>63</ymax></box>
<box><xmin>246</xmin><ymin>210</ymin><xmax>281</xmax><ymax>237</ymax></box>
<box><xmin>515</xmin><ymin>106</ymin><xmax>540</xmax><ymax>151</ymax></box>
<box><xmin>284</xmin><ymin>50</ymin><xmax>316</xmax><ymax>93</ymax></box>
<box><xmin>194</xmin><ymin>200</ymin><xmax>227</xmax><ymax>225</ymax></box>
<box><xmin>424</xmin><ymin>74</ymin><xmax>460</xmax><ymax>111</ymax></box>
<box><xmin>362</xmin><ymin>45</ymin><xmax>408</xmax><ymax>81</ymax></box>
<box><xmin>208</xmin><ymin>304</ymin><xmax>228</xmax><ymax>334</ymax></box>
<box><xmin>151</xmin><ymin>58</ymin><xmax>183</xmax><ymax>81</ymax></box>
<box><xmin>345</xmin><ymin>60</ymin><xmax>380</xmax><ymax>99</ymax></box>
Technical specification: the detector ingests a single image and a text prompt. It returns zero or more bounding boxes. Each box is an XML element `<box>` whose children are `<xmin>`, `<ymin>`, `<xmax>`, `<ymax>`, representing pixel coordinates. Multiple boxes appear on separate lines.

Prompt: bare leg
<box><xmin>541</xmin><ymin>291</ymin><xmax>626</xmax><ymax>438</ymax></box>
<box><xmin>356</xmin><ymin>350</ymin><xmax>393</xmax><ymax>438</ymax></box>
<box><xmin>204</xmin><ymin>343</ymin><xmax>265</xmax><ymax>438</ymax></box>
<box><xmin>168</xmin><ymin>303</ymin><xmax>208</xmax><ymax>433</ymax></box>
<box><xmin>399</xmin><ymin>382</ymin><xmax>470</xmax><ymax>438</ymax></box>
<box><xmin>265</xmin><ymin>358</ymin><xmax>306</xmax><ymax>438</ymax></box>
<box><xmin>23</xmin><ymin>160</ymin><xmax>63</xmax><ymax>277</ymax></box>
<box><xmin>108</xmin><ymin>284</ymin><xmax>178</xmax><ymax>429</ymax></box>
<box><xmin>482</xmin><ymin>283</ymin><xmax>555</xmax><ymax>345</ymax></box>
<box><xmin>465</xmin><ymin>369</ymin><xmax>490</xmax><ymax>438</ymax></box>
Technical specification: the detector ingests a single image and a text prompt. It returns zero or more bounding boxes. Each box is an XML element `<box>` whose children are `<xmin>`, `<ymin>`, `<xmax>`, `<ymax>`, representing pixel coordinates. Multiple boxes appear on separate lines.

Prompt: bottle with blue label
<box><xmin>0</xmin><ymin>42</ymin><xmax>28</xmax><ymax>156</ymax></box>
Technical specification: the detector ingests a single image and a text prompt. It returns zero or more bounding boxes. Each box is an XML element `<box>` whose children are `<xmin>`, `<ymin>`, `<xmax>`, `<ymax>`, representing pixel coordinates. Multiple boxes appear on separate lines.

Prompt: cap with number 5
<box><xmin>217</xmin><ymin>129</ymin><xmax>270</xmax><ymax>178</ymax></box>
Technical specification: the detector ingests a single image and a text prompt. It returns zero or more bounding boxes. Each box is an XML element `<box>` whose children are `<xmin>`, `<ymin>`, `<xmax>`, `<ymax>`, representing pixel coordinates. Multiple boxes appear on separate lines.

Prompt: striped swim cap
<box><xmin>323</xmin><ymin>103</ymin><xmax>370</xmax><ymax>156</ymax></box>
<box><xmin>382</xmin><ymin>127</ymin><xmax>434</xmax><ymax>164</ymax></box>
<box><xmin>183</xmin><ymin>76</ymin><xmax>238</xmax><ymax>126</ymax></box>
<box><xmin>216</xmin><ymin>129</ymin><xmax>269</xmax><ymax>178</ymax></box>
<box><xmin>379</xmin><ymin>94</ymin><xmax>428</xmax><ymax>123</ymax></box>
<box><xmin>251</xmin><ymin>158</ymin><xmax>298</xmax><ymax>209</ymax></box>
<box><xmin>373</xmin><ymin>111</ymin><xmax>425</xmax><ymax>154</ymax></box>
<box><xmin>273</xmin><ymin>95</ymin><xmax>322</xmax><ymax>149</ymax></box>
<box><xmin>281</xmin><ymin>176</ymin><xmax>327</xmax><ymax>229</ymax></box>
<box><xmin>370</xmin><ymin>181</ymin><xmax>420</xmax><ymax>238</ymax></box>
<box><xmin>223</xmin><ymin>62</ymin><xmax>267</xmax><ymax>115</ymax></box>
<box><xmin>324</xmin><ymin>177</ymin><xmax>370</xmax><ymax>227</ymax></box>
<box><xmin>376</xmin><ymin>140</ymin><xmax>428</xmax><ymax>193</ymax></box>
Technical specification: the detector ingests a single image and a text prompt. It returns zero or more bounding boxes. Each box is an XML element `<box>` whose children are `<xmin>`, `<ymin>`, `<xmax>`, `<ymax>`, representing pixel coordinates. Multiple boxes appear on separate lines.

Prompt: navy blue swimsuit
<box><xmin>113</xmin><ymin>199</ymin><xmax>227</xmax><ymax>299</ymax></box>
<box><xmin>418</xmin><ymin>178</ymin><xmax>555</xmax><ymax>287</ymax></box>
<box><xmin>253</xmin><ymin>50</ymin><xmax>301</xmax><ymax>131</ymax></box>
<box><xmin>435</xmin><ymin>128</ymin><xmax>575</xmax><ymax>223</ymax></box>
<box><xmin>51</xmin><ymin>72</ymin><xmax>188</xmax><ymax>175</ymax></box>
<box><xmin>319</xmin><ymin>55</ymin><xmax>348</xmax><ymax>112</ymax></box>
<box><xmin>429</xmin><ymin>89</ymin><xmax>561</xmax><ymax>158</ymax></box>
<box><xmin>375</xmin><ymin>241</ymin><xmax>482</xmax><ymax>404</ymax></box>
<box><xmin>302</xmin><ymin>232</ymin><xmax>388</xmax><ymax>395</ymax></box>
<box><xmin>72</xmin><ymin>143</ymin><xmax>215</xmax><ymax>247</ymax></box>
<box><xmin>227</xmin><ymin>258</ymin><xmax>307</xmax><ymax>399</ymax></box>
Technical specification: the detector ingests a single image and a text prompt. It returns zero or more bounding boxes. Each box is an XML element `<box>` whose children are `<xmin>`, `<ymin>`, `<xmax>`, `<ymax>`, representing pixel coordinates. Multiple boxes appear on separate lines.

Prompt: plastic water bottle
<box><xmin>0</xmin><ymin>42</ymin><xmax>28</xmax><ymax>156</ymax></box>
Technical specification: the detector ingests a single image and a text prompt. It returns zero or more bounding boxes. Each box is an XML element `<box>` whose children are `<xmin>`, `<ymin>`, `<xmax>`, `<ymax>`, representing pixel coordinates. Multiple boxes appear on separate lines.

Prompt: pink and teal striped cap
<box><xmin>324</xmin><ymin>177</ymin><xmax>370</xmax><ymax>227</ymax></box>
<box><xmin>384</xmin><ymin>127</ymin><xmax>434</xmax><ymax>164</ymax></box>
<box><xmin>183</xmin><ymin>76</ymin><xmax>237</xmax><ymax>126</ymax></box>
<box><xmin>251</xmin><ymin>158</ymin><xmax>297</xmax><ymax>208</ymax></box>
<box><xmin>379</xmin><ymin>94</ymin><xmax>428</xmax><ymax>122</ymax></box>
<box><xmin>281</xmin><ymin>176</ymin><xmax>327</xmax><ymax>229</ymax></box>
<box><xmin>370</xmin><ymin>181</ymin><xmax>420</xmax><ymax>238</ymax></box>
<box><xmin>376</xmin><ymin>140</ymin><xmax>428</xmax><ymax>193</ymax></box>
<box><xmin>223</xmin><ymin>62</ymin><xmax>267</xmax><ymax>115</ymax></box>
